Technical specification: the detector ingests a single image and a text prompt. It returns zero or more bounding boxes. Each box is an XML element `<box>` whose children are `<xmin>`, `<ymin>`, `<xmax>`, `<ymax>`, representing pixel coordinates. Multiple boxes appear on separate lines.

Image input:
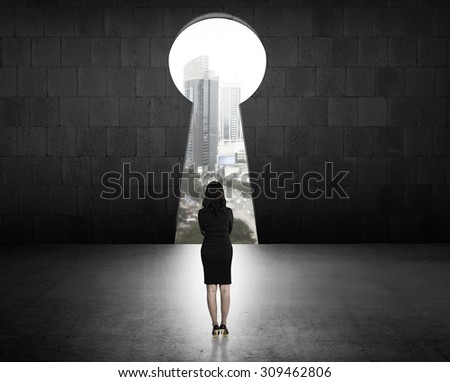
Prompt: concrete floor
<box><xmin>0</xmin><ymin>244</ymin><xmax>449</xmax><ymax>362</ymax></box>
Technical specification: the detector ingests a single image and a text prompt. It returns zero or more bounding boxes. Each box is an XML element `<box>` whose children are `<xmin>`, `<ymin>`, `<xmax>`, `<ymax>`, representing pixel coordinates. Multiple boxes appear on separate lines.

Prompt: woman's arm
<box><xmin>198</xmin><ymin>211</ymin><xmax>206</xmax><ymax>236</ymax></box>
<box><xmin>228</xmin><ymin>208</ymin><xmax>233</xmax><ymax>234</ymax></box>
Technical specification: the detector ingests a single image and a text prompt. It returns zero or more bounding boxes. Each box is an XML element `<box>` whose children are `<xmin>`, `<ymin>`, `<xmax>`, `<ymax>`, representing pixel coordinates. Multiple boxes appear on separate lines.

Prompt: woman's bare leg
<box><xmin>206</xmin><ymin>284</ymin><xmax>218</xmax><ymax>326</ymax></box>
<box><xmin>219</xmin><ymin>284</ymin><xmax>230</xmax><ymax>325</ymax></box>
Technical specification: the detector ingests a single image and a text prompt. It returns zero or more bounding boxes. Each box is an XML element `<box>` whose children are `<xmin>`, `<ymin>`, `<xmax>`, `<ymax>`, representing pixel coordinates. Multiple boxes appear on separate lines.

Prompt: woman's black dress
<box><xmin>198</xmin><ymin>207</ymin><xmax>233</xmax><ymax>285</ymax></box>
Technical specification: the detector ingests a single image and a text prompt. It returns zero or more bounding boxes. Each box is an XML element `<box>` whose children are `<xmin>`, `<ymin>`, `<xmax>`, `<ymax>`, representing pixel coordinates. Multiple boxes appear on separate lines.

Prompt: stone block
<box><xmin>314</xmin><ymin>7</ymin><xmax>343</xmax><ymax>36</ymax></box>
<box><xmin>283</xmin><ymin>7</ymin><xmax>313</xmax><ymax>36</ymax></box>
<box><xmin>78</xmin><ymin>67</ymin><xmax>107</xmax><ymax>96</ymax></box>
<box><xmin>433</xmin><ymin>7</ymin><xmax>450</xmax><ymax>36</ymax></box>
<box><xmin>328</xmin><ymin>97</ymin><xmax>358</xmax><ymax>127</ymax></box>
<box><xmin>405</xmin><ymin>185</ymin><xmax>433</xmax><ymax>214</ymax></box>
<box><xmin>375</xmin><ymin>185</ymin><xmax>403</xmax><ymax>214</ymax></box>
<box><xmin>62</xmin><ymin>157</ymin><xmax>92</xmax><ymax>185</ymax></box>
<box><xmin>344</xmin><ymin>127</ymin><xmax>373</xmax><ymax>156</ymax></box>
<box><xmin>256</xmin><ymin>67</ymin><xmax>285</xmax><ymax>97</ymax></box>
<box><xmin>137</xmin><ymin>127</ymin><xmax>166</xmax><ymax>157</ymax></box>
<box><xmin>48</xmin><ymin>68</ymin><xmax>77</xmax><ymax>96</ymax></box>
<box><xmin>60</xmin><ymin>97</ymin><xmax>89</xmax><ymax>126</ymax></box>
<box><xmin>77</xmin><ymin>127</ymin><xmax>106</xmax><ymax>156</ymax></box>
<box><xmin>92</xmin><ymin>156</ymin><xmax>121</xmax><ymax>186</ymax></box>
<box><xmin>0</xmin><ymin>68</ymin><xmax>16</xmax><ymax>96</ymax></box>
<box><xmin>373</xmin><ymin>7</ymin><xmax>403</xmax><ymax>37</ymax></box>
<box><xmin>387</xmin><ymin>156</ymin><xmax>416</xmax><ymax>185</ymax></box>
<box><xmin>416</xmin><ymin>97</ymin><xmax>446</xmax><ymax>126</ymax></box>
<box><xmin>433</xmin><ymin>127</ymin><xmax>450</xmax><ymax>156</ymax></box>
<box><xmin>263</xmin><ymin>37</ymin><xmax>298</xmax><ymax>67</ymax></box>
<box><xmin>108</xmin><ymin>197</ymin><xmax>137</xmax><ymax>216</ymax></box>
<box><xmin>18</xmin><ymin>68</ymin><xmax>47</xmax><ymax>97</ymax></box>
<box><xmin>62</xmin><ymin>38</ymin><xmax>91</xmax><ymax>66</ymax></box>
<box><xmin>361</xmin><ymin>215</ymin><xmax>389</xmax><ymax>242</ymax></box>
<box><xmin>2</xmin><ymin>216</ymin><xmax>33</xmax><ymax>244</ymax></box>
<box><xmin>0</xmin><ymin>128</ymin><xmax>17</xmax><ymax>156</ymax></box>
<box><xmin>433</xmin><ymin>186</ymin><xmax>450</xmax><ymax>215</ymax></box>
<box><xmin>32</xmin><ymin>38</ymin><xmax>60</xmax><ymax>67</ymax></box>
<box><xmin>417</xmin><ymin>156</ymin><xmax>446</xmax><ymax>185</ymax></box>
<box><xmin>375</xmin><ymin>67</ymin><xmax>405</xmax><ymax>96</ymax></box>
<box><xmin>0</xmin><ymin>187</ymin><xmax>18</xmax><ymax>215</ymax></box>
<box><xmin>18</xmin><ymin>127</ymin><xmax>46</xmax><ymax>156</ymax></box>
<box><xmin>134</xmin><ymin>7</ymin><xmax>164</xmax><ymax>37</ymax></box>
<box><xmin>358</xmin><ymin>38</ymin><xmax>387</xmax><ymax>66</ymax></box>
<box><xmin>418</xmin><ymin>214</ymin><xmax>449</xmax><ymax>242</ymax></box>
<box><xmin>63</xmin><ymin>216</ymin><xmax>94</xmax><ymax>243</ymax></box>
<box><xmin>403</xmin><ymin>127</ymin><xmax>431</xmax><ymax>156</ymax></box>
<box><xmin>33</xmin><ymin>216</ymin><xmax>63</xmax><ymax>243</ymax></box>
<box><xmin>29</xmin><ymin>97</ymin><xmax>59</xmax><ymax>127</ymax></box>
<box><xmin>44</xmin><ymin>7</ymin><xmax>74</xmax><ymax>37</ymax></box>
<box><xmin>105</xmin><ymin>7</ymin><xmax>134</xmax><ymax>37</ymax></box>
<box><xmin>49</xmin><ymin>186</ymin><xmax>78</xmax><ymax>215</ymax></box>
<box><xmin>254</xmin><ymin>7</ymin><xmax>283</xmax><ymax>37</ymax></box>
<box><xmin>255</xmin><ymin>126</ymin><xmax>284</xmax><ymax>156</ymax></box>
<box><xmin>268</xmin><ymin>97</ymin><xmax>298</xmax><ymax>126</ymax></box>
<box><xmin>359</xmin><ymin>97</ymin><xmax>387</xmax><ymax>127</ymax></box>
<box><xmin>74</xmin><ymin>7</ymin><xmax>104</xmax><ymax>37</ymax></box>
<box><xmin>418</xmin><ymin>37</ymin><xmax>447</xmax><ymax>66</ymax></box>
<box><xmin>119</xmin><ymin>98</ymin><xmax>149</xmax><ymax>127</ymax></box>
<box><xmin>314</xmin><ymin>126</ymin><xmax>343</xmax><ymax>156</ymax></box>
<box><xmin>15</xmin><ymin>7</ymin><xmax>44</xmax><ymax>36</ymax></box>
<box><xmin>373</xmin><ymin>126</ymin><xmax>403</xmax><ymax>156</ymax></box>
<box><xmin>163</xmin><ymin>7</ymin><xmax>194</xmax><ymax>37</ymax></box>
<box><xmin>136</xmin><ymin>68</ymin><xmax>165</xmax><ymax>97</ymax></box>
<box><xmin>107</xmin><ymin>68</ymin><xmax>136</xmax><ymax>97</ymax></box>
<box><xmin>0</xmin><ymin>98</ymin><xmax>29</xmax><ymax>127</ymax></box>
<box><xmin>388</xmin><ymin>97</ymin><xmax>416</xmax><ymax>126</ymax></box>
<box><xmin>298</xmin><ymin>97</ymin><xmax>327</xmax><ymax>127</ymax></box>
<box><xmin>107</xmin><ymin>127</ymin><xmax>136</xmax><ymax>156</ymax></box>
<box><xmin>32</xmin><ymin>157</ymin><xmax>61</xmax><ymax>185</ymax></box>
<box><xmin>284</xmin><ymin>126</ymin><xmax>314</xmax><ymax>156</ymax></box>
<box><xmin>357</xmin><ymin>157</ymin><xmax>386</xmax><ymax>186</ymax></box>
<box><xmin>301</xmin><ymin>215</ymin><xmax>332</xmax><ymax>243</ymax></box>
<box><xmin>0</xmin><ymin>7</ymin><xmax>14</xmax><ymax>36</ymax></box>
<box><xmin>328</xmin><ymin>38</ymin><xmax>357</xmax><ymax>66</ymax></box>
<box><xmin>286</xmin><ymin>67</ymin><xmax>315</xmax><ymax>96</ymax></box>
<box><xmin>405</xmin><ymin>68</ymin><xmax>435</xmax><ymax>96</ymax></box>
<box><xmin>91</xmin><ymin>38</ymin><xmax>120</xmax><ymax>66</ymax></box>
<box><xmin>298</xmin><ymin>37</ymin><xmax>328</xmax><ymax>66</ymax></box>
<box><xmin>344</xmin><ymin>7</ymin><xmax>371</xmax><ymax>37</ymax></box>
<box><xmin>345</xmin><ymin>186</ymin><xmax>375</xmax><ymax>214</ymax></box>
<box><xmin>403</xmin><ymin>7</ymin><xmax>432</xmax><ymax>37</ymax></box>
<box><xmin>388</xmin><ymin>38</ymin><xmax>416</xmax><ymax>66</ymax></box>
<box><xmin>316</xmin><ymin>67</ymin><xmax>345</xmax><ymax>97</ymax></box>
<box><xmin>3</xmin><ymin>157</ymin><xmax>32</xmax><ymax>186</ymax></box>
<box><xmin>123</xmin><ymin>216</ymin><xmax>153</xmax><ymax>243</ymax></box>
<box><xmin>150</xmin><ymin>37</ymin><xmax>172</xmax><ymax>67</ymax></box>
<box><xmin>94</xmin><ymin>216</ymin><xmax>123</xmax><ymax>243</ymax></box>
<box><xmin>166</xmin><ymin>127</ymin><xmax>187</xmax><ymax>157</ymax></box>
<box><xmin>19</xmin><ymin>186</ymin><xmax>48</xmax><ymax>215</ymax></box>
<box><xmin>240</xmin><ymin>97</ymin><xmax>268</xmax><ymax>127</ymax></box>
<box><xmin>389</xmin><ymin>215</ymin><xmax>419</xmax><ymax>243</ymax></box>
<box><xmin>90</xmin><ymin>98</ymin><xmax>119</xmax><ymax>127</ymax></box>
<box><xmin>2</xmin><ymin>38</ymin><xmax>30</xmax><ymax>67</ymax></box>
<box><xmin>121</xmin><ymin>38</ymin><xmax>150</xmax><ymax>67</ymax></box>
<box><xmin>347</xmin><ymin>68</ymin><xmax>375</xmax><ymax>97</ymax></box>
<box><xmin>78</xmin><ymin>186</ymin><xmax>107</xmax><ymax>215</ymax></box>
<box><xmin>47</xmin><ymin>127</ymin><xmax>76</xmax><ymax>156</ymax></box>
<box><xmin>149</xmin><ymin>97</ymin><xmax>179</xmax><ymax>127</ymax></box>
<box><xmin>436</xmin><ymin>68</ymin><xmax>450</xmax><ymax>96</ymax></box>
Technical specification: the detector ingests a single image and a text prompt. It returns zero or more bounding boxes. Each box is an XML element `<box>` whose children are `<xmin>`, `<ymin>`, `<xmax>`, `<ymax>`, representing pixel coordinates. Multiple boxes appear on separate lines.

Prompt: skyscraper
<box><xmin>220</xmin><ymin>84</ymin><xmax>243</xmax><ymax>143</ymax></box>
<box><xmin>183</xmin><ymin>56</ymin><xmax>219</xmax><ymax>173</ymax></box>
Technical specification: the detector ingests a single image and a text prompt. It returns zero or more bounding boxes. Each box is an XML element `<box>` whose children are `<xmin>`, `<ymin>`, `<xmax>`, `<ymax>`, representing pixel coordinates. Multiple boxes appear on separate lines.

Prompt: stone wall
<box><xmin>0</xmin><ymin>0</ymin><xmax>449</xmax><ymax>243</ymax></box>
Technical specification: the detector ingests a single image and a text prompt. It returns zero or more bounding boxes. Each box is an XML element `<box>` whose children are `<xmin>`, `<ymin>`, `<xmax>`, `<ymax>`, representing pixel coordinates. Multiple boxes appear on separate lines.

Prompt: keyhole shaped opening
<box><xmin>169</xmin><ymin>13</ymin><xmax>266</xmax><ymax>244</ymax></box>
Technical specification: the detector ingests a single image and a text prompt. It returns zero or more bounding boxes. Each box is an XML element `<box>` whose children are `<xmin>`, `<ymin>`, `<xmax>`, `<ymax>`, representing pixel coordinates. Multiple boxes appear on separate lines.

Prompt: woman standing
<box><xmin>198</xmin><ymin>181</ymin><xmax>233</xmax><ymax>337</ymax></box>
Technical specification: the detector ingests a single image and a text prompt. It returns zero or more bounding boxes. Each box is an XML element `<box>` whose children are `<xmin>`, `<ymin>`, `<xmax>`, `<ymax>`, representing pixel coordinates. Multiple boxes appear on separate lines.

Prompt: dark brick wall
<box><xmin>0</xmin><ymin>0</ymin><xmax>449</xmax><ymax>243</ymax></box>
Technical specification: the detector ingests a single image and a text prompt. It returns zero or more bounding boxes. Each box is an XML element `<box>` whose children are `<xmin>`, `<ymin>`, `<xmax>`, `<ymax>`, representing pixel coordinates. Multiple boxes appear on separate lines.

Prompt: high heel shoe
<box><xmin>219</xmin><ymin>324</ymin><xmax>229</xmax><ymax>336</ymax></box>
<box><xmin>212</xmin><ymin>324</ymin><xmax>220</xmax><ymax>337</ymax></box>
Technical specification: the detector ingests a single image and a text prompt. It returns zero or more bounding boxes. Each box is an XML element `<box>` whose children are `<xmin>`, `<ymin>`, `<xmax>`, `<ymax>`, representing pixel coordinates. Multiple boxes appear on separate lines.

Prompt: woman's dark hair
<box><xmin>202</xmin><ymin>181</ymin><xmax>227</xmax><ymax>215</ymax></box>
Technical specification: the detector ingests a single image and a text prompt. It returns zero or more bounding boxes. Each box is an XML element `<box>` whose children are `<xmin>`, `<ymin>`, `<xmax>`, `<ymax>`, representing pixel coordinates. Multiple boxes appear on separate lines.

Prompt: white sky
<box><xmin>168</xmin><ymin>18</ymin><xmax>267</xmax><ymax>103</ymax></box>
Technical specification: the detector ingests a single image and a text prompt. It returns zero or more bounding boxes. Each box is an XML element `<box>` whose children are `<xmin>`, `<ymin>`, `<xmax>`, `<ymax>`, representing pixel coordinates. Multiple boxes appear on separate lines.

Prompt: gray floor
<box><xmin>0</xmin><ymin>244</ymin><xmax>449</xmax><ymax>361</ymax></box>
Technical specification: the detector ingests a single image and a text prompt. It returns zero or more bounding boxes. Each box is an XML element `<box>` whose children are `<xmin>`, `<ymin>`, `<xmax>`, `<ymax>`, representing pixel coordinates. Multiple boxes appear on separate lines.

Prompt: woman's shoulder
<box><xmin>226</xmin><ymin>207</ymin><xmax>233</xmax><ymax>214</ymax></box>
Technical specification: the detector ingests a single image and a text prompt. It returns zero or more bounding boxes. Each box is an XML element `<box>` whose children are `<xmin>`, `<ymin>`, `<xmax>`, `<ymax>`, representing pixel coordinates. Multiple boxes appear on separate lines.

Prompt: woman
<box><xmin>198</xmin><ymin>181</ymin><xmax>233</xmax><ymax>337</ymax></box>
